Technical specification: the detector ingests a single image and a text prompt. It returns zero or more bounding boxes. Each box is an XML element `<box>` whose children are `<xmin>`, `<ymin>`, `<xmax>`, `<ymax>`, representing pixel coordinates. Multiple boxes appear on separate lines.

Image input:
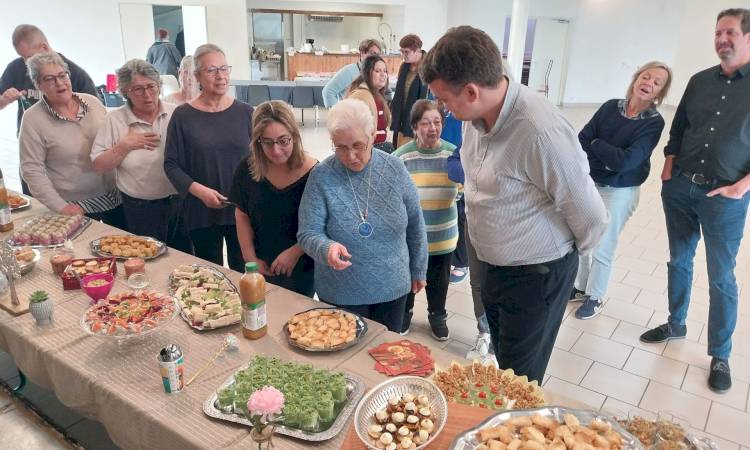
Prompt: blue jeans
<box><xmin>575</xmin><ymin>185</ymin><xmax>640</xmax><ymax>299</ymax></box>
<box><xmin>662</xmin><ymin>172</ymin><xmax>750</xmax><ymax>359</ymax></box>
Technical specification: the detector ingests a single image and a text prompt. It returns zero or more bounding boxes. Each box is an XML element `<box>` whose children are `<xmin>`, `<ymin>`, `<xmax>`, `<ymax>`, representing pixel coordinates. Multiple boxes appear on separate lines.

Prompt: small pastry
<box><xmin>379</xmin><ymin>432</ymin><xmax>394</xmax><ymax>445</ymax></box>
<box><xmin>368</xmin><ymin>424</ymin><xmax>383</xmax><ymax>439</ymax></box>
<box><xmin>402</xmin><ymin>393</ymin><xmax>415</xmax><ymax>403</ymax></box>
<box><xmin>387</xmin><ymin>395</ymin><xmax>401</xmax><ymax>412</ymax></box>
<box><xmin>404</xmin><ymin>401</ymin><xmax>417</xmax><ymax>415</ymax></box>
<box><xmin>375</xmin><ymin>409</ymin><xmax>389</xmax><ymax>424</ymax></box>
<box><xmin>418</xmin><ymin>429</ymin><xmax>430</xmax><ymax>443</ymax></box>
<box><xmin>418</xmin><ymin>407</ymin><xmax>431</xmax><ymax>418</ymax></box>
<box><xmin>385</xmin><ymin>444</ymin><xmax>397</xmax><ymax>450</ymax></box>
<box><xmin>385</xmin><ymin>423</ymin><xmax>397</xmax><ymax>433</ymax></box>
<box><xmin>400</xmin><ymin>437</ymin><xmax>414</xmax><ymax>449</ymax></box>
<box><xmin>417</xmin><ymin>394</ymin><xmax>429</xmax><ymax>406</ymax></box>
<box><xmin>391</xmin><ymin>412</ymin><xmax>405</xmax><ymax>424</ymax></box>
<box><xmin>406</xmin><ymin>415</ymin><xmax>420</xmax><ymax>430</ymax></box>
<box><xmin>397</xmin><ymin>426</ymin><xmax>410</xmax><ymax>438</ymax></box>
<box><xmin>421</xmin><ymin>418</ymin><xmax>434</xmax><ymax>433</ymax></box>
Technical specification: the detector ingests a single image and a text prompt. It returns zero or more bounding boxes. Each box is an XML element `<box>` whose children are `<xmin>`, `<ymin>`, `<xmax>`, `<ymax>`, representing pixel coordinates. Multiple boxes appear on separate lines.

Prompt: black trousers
<box><xmin>189</xmin><ymin>225</ymin><xmax>244</xmax><ymax>272</ymax></box>
<box><xmin>403</xmin><ymin>253</ymin><xmax>452</xmax><ymax>331</ymax></box>
<box><xmin>452</xmin><ymin>197</ymin><xmax>468</xmax><ymax>268</ymax></box>
<box><xmin>482</xmin><ymin>251</ymin><xmax>578</xmax><ymax>383</ymax></box>
<box><xmin>86</xmin><ymin>205</ymin><xmax>128</xmax><ymax>231</ymax></box>
<box><xmin>121</xmin><ymin>193</ymin><xmax>193</xmax><ymax>254</ymax></box>
<box><xmin>323</xmin><ymin>294</ymin><xmax>407</xmax><ymax>333</ymax></box>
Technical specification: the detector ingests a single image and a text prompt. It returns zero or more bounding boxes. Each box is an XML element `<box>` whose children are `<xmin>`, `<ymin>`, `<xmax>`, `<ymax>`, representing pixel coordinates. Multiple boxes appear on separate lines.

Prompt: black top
<box><xmin>228</xmin><ymin>159</ymin><xmax>315</xmax><ymax>272</ymax></box>
<box><xmin>665</xmin><ymin>62</ymin><xmax>750</xmax><ymax>183</ymax></box>
<box><xmin>390</xmin><ymin>53</ymin><xmax>429</xmax><ymax>137</ymax></box>
<box><xmin>164</xmin><ymin>100</ymin><xmax>253</xmax><ymax>231</ymax></box>
<box><xmin>0</xmin><ymin>54</ymin><xmax>98</xmax><ymax>133</ymax></box>
<box><xmin>579</xmin><ymin>99</ymin><xmax>665</xmax><ymax>187</ymax></box>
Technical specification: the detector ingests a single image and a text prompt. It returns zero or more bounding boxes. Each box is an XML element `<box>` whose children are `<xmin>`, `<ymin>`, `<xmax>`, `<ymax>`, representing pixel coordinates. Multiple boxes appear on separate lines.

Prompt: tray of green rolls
<box><xmin>203</xmin><ymin>355</ymin><xmax>365</xmax><ymax>441</ymax></box>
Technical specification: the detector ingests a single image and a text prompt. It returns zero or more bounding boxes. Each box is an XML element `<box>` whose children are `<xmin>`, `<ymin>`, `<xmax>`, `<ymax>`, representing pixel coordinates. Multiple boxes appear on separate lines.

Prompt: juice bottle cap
<box><xmin>245</xmin><ymin>262</ymin><xmax>258</xmax><ymax>272</ymax></box>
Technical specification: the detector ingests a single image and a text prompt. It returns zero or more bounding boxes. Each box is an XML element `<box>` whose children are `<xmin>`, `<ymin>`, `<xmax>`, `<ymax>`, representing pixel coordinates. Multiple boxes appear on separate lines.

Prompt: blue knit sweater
<box><xmin>297</xmin><ymin>149</ymin><xmax>428</xmax><ymax>305</ymax></box>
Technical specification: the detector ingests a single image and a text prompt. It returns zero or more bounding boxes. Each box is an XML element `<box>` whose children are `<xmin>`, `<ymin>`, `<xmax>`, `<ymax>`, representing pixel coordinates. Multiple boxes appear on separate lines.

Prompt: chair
<box><xmin>96</xmin><ymin>85</ymin><xmax>125</xmax><ymax>108</ymax></box>
<box><xmin>160</xmin><ymin>75</ymin><xmax>180</xmax><ymax>100</ymax></box>
<box><xmin>248</xmin><ymin>85</ymin><xmax>271</xmax><ymax>107</ymax></box>
<box><xmin>291</xmin><ymin>86</ymin><xmax>316</xmax><ymax>126</ymax></box>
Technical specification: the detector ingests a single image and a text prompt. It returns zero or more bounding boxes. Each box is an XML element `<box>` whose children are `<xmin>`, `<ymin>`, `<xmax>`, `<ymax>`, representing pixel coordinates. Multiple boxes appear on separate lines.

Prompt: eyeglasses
<box><xmin>418</xmin><ymin>119</ymin><xmax>442</xmax><ymax>128</ymax></box>
<box><xmin>334</xmin><ymin>142</ymin><xmax>369</xmax><ymax>154</ymax></box>
<box><xmin>40</xmin><ymin>72</ymin><xmax>70</xmax><ymax>85</ymax></box>
<box><xmin>204</xmin><ymin>65</ymin><xmax>232</xmax><ymax>76</ymax></box>
<box><xmin>258</xmin><ymin>136</ymin><xmax>292</xmax><ymax>148</ymax></box>
<box><xmin>129</xmin><ymin>84</ymin><xmax>159</xmax><ymax>96</ymax></box>
<box><xmin>400</xmin><ymin>49</ymin><xmax>414</xmax><ymax>58</ymax></box>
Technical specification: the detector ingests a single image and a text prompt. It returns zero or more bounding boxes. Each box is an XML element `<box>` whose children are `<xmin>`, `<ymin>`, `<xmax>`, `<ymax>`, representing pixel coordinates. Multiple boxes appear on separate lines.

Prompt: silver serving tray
<box><xmin>9</xmin><ymin>215</ymin><xmax>92</xmax><ymax>249</ymax></box>
<box><xmin>615</xmin><ymin>418</ymin><xmax>720</xmax><ymax>450</ymax></box>
<box><xmin>203</xmin><ymin>366</ymin><xmax>365</xmax><ymax>441</ymax></box>
<box><xmin>80</xmin><ymin>292</ymin><xmax>179</xmax><ymax>342</ymax></box>
<box><xmin>9</xmin><ymin>193</ymin><xmax>31</xmax><ymax>211</ymax></box>
<box><xmin>89</xmin><ymin>235</ymin><xmax>168</xmax><ymax>260</ymax></box>
<box><xmin>449</xmin><ymin>406</ymin><xmax>645</xmax><ymax>450</ymax></box>
<box><xmin>168</xmin><ymin>264</ymin><xmax>239</xmax><ymax>331</ymax></box>
<box><xmin>283</xmin><ymin>307</ymin><xmax>368</xmax><ymax>352</ymax></box>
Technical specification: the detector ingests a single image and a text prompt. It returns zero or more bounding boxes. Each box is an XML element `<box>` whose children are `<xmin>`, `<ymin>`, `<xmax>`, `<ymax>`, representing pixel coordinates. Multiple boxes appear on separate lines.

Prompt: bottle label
<box><xmin>242</xmin><ymin>301</ymin><xmax>267</xmax><ymax>331</ymax></box>
<box><xmin>0</xmin><ymin>207</ymin><xmax>10</xmax><ymax>226</ymax></box>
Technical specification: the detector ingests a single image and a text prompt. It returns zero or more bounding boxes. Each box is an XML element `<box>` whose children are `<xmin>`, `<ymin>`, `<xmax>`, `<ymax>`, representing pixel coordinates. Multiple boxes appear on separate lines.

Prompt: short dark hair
<box><xmin>399</xmin><ymin>34</ymin><xmax>422</xmax><ymax>51</ymax></box>
<box><xmin>409</xmin><ymin>99</ymin><xmax>443</xmax><ymax>130</ymax></box>
<box><xmin>12</xmin><ymin>24</ymin><xmax>47</xmax><ymax>48</ymax></box>
<box><xmin>420</xmin><ymin>26</ymin><xmax>503</xmax><ymax>90</ymax></box>
<box><xmin>717</xmin><ymin>8</ymin><xmax>750</xmax><ymax>34</ymax></box>
<box><xmin>358</xmin><ymin>39</ymin><xmax>381</xmax><ymax>54</ymax></box>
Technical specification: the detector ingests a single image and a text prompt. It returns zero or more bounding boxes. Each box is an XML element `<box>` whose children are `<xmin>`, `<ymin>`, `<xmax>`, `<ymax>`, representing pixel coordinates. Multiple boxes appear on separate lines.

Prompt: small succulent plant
<box><xmin>29</xmin><ymin>290</ymin><xmax>49</xmax><ymax>304</ymax></box>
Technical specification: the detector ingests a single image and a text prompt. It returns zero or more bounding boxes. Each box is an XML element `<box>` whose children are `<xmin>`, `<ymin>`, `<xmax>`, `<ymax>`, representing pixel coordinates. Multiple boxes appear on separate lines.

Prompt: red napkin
<box><xmin>368</xmin><ymin>340</ymin><xmax>435</xmax><ymax>377</ymax></box>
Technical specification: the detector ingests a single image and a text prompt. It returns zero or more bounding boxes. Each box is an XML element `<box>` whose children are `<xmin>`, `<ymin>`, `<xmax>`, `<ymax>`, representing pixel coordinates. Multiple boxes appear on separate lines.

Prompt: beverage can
<box><xmin>158</xmin><ymin>344</ymin><xmax>184</xmax><ymax>393</ymax></box>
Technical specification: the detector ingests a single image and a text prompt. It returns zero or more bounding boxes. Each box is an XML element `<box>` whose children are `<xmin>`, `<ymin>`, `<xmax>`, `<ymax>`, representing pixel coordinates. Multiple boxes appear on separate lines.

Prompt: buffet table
<box><xmin>0</xmin><ymin>199</ymin><xmax>467</xmax><ymax>450</ymax></box>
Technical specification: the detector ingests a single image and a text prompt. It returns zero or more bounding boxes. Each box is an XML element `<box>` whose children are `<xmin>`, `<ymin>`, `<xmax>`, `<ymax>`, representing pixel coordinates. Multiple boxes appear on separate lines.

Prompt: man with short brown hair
<box><xmin>422</xmin><ymin>26</ymin><xmax>608</xmax><ymax>383</ymax></box>
<box><xmin>322</xmin><ymin>38</ymin><xmax>382</xmax><ymax>108</ymax></box>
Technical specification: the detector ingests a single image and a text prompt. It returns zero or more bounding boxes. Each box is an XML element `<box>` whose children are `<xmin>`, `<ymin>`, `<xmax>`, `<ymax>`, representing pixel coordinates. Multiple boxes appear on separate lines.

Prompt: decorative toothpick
<box><xmin>0</xmin><ymin>241</ymin><xmax>21</xmax><ymax>306</ymax></box>
<box><xmin>185</xmin><ymin>334</ymin><xmax>239</xmax><ymax>387</ymax></box>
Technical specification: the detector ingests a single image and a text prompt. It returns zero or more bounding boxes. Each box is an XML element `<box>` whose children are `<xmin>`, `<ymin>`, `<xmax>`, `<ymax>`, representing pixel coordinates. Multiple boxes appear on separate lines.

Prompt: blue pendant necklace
<box><xmin>345</xmin><ymin>161</ymin><xmax>374</xmax><ymax>238</ymax></box>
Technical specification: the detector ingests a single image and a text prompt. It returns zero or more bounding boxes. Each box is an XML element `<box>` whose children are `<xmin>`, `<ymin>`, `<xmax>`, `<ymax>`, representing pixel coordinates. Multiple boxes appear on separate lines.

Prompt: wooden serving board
<box><xmin>341</xmin><ymin>402</ymin><xmax>495</xmax><ymax>449</ymax></box>
<box><xmin>0</xmin><ymin>289</ymin><xmax>29</xmax><ymax>316</ymax></box>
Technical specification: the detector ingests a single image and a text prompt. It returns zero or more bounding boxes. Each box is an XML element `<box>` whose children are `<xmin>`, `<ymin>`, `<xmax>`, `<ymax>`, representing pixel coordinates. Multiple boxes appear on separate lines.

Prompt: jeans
<box><xmin>121</xmin><ymin>193</ymin><xmax>193</xmax><ymax>254</ymax></box>
<box><xmin>482</xmin><ymin>251</ymin><xmax>578</xmax><ymax>383</ymax></box>
<box><xmin>575</xmin><ymin>185</ymin><xmax>640</xmax><ymax>299</ymax></box>
<box><xmin>465</xmin><ymin>220</ymin><xmax>489</xmax><ymax>334</ymax></box>
<box><xmin>452</xmin><ymin>196</ymin><xmax>468</xmax><ymax>268</ymax></box>
<box><xmin>325</xmin><ymin>294</ymin><xmax>407</xmax><ymax>333</ymax></box>
<box><xmin>189</xmin><ymin>225</ymin><xmax>244</xmax><ymax>272</ymax></box>
<box><xmin>403</xmin><ymin>253</ymin><xmax>452</xmax><ymax>331</ymax></box>
<box><xmin>662</xmin><ymin>171</ymin><xmax>750</xmax><ymax>359</ymax></box>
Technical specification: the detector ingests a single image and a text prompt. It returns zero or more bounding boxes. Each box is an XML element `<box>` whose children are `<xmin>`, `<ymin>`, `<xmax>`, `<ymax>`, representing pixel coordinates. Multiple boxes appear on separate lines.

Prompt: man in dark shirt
<box><xmin>0</xmin><ymin>24</ymin><xmax>98</xmax><ymax>194</ymax></box>
<box><xmin>640</xmin><ymin>8</ymin><xmax>750</xmax><ymax>393</ymax></box>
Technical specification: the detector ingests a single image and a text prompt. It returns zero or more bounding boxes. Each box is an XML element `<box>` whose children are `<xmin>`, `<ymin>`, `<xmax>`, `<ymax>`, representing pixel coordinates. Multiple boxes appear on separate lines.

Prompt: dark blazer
<box><xmin>390</xmin><ymin>52</ymin><xmax>429</xmax><ymax>139</ymax></box>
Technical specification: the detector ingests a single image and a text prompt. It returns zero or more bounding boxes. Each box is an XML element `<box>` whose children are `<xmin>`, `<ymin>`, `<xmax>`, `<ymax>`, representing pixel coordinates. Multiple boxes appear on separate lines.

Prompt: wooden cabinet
<box><xmin>287</xmin><ymin>53</ymin><xmax>403</xmax><ymax>80</ymax></box>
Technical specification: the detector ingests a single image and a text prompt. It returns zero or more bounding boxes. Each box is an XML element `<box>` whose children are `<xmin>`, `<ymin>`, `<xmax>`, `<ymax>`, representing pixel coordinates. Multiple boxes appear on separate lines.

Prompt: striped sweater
<box><xmin>393</xmin><ymin>139</ymin><xmax>458</xmax><ymax>255</ymax></box>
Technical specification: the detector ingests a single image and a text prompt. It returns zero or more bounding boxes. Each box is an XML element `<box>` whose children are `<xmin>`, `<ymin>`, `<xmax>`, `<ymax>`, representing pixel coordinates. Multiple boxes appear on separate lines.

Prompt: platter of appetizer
<box><xmin>8</xmin><ymin>214</ymin><xmax>90</xmax><ymax>248</ymax></box>
<box><xmin>617</xmin><ymin>415</ymin><xmax>718</xmax><ymax>450</ymax></box>
<box><xmin>90</xmin><ymin>235</ymin><xmax>167</xmax><ymax>260</ymax></box>
<box><xmin>80</xmin><ymin>290</ymin><xmax>178</xmax><ymax>340</ymax></box>
<box><xmin>204</xmin><ymin>355</ymin><xmax>365</xmax><ymax>441</ymax></box>
<box><xmin>14</xmin><ymin>246</ymin><xmax>40</xmax><ymax>275</ymax></box>
<box><xmin>8</xmin><ymin>192</ymin><xmax>31</xmax><ymax>211</ymax></box>
<box><xmin>168</xmin><ymin>264</ymin><xmax>241</xmax><ymax>330</ymax></box>
<box><xmin>284</xmin><ymin>307</ymin><xmax>367</xmax><ymax>352</ymax></box>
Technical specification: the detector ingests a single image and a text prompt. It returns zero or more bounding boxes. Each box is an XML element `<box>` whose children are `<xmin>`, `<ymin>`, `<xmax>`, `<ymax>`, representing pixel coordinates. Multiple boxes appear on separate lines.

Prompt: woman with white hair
<box><xmin>164</xmin><ymin>44</ymin><xmax>252</xmax><ymax>270</ymax></box>
<box><xmin>165</xmin><ymin>55</ymin><xmax>199</xmax><ymax>105</ymax></box>
<box><xmin>19</xmin><ymin>52</ymin><xmax>125</xmax><ymax>227</ymax></box>
<box><xmin>90</xmin><ymin>59</ymin><xmax>191</xmax><ymax>252</ymax></box>
<box><xmin>297</xmin><ymin>98</ymin><xmax>428</xmax><ymax>332</ymax></box>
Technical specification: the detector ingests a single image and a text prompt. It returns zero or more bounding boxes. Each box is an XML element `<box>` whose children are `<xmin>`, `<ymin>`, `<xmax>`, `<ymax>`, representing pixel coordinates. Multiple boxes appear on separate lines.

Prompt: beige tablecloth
<box><xmin>0</xmin><ymin>200</ymin><xmax>471</xmax><ymax>450</ymax></box>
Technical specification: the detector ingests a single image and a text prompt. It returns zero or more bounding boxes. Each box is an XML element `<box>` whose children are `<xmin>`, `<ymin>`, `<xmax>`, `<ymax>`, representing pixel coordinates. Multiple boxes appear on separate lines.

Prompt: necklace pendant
<box><xmin>357</xmin><ymin>221</ymin><xmax>373</xmax><ymax>238</ymax></box>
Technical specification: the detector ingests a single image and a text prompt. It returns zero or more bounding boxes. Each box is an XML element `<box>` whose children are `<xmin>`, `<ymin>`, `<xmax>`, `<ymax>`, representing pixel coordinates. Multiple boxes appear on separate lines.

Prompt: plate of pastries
<box><xmin>284</xmin><ymin>307</ymin><xmax>367</xmax><ymax>351</ymax></box>
<box><xmin>90</xmin><ymin>235</ymin><xmax>167</xmax><ymax>260</ymax></box>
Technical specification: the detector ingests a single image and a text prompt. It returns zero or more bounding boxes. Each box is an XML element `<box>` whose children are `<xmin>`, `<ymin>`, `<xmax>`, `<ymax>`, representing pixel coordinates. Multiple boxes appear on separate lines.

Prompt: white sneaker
<box><xmin>466</xmin><ymin>332</ymin><xmax>491</xmax><ymax>361</ymax></box>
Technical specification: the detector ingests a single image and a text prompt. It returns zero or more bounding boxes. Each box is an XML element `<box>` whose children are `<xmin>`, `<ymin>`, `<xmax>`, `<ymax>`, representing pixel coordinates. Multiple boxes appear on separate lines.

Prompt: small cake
<box><xmin>418</xmin><ymin>407</ymin><xmax>431</xmax><ymax>419</ymax></box>
<box><xmin>406</xmin><ymin>415</ymin><xmax>419</xmax><ymax>431</ymax></box>
<box><xmin>420</xmin><ymin>419</ymin><xmax>434</xmax><ymax>433</ymax></box>
<box><xmin>375</xmin><ymin>409</ymin><xmax>390</xmax><ymax>424</ymax></box>
<box><xmin>379</xmin><ymin>432</ymin><xmax>393</xmax><ymax>445</ymax></box>
<box><xmin>397</xmin><ymin>426</ymin><xmax>410</xmax><ymax>438</ymax></box>
<box><xmin>368</xmin><ymin>424</ymin><xmax>383</xmax><ymax>439</ymax></box>
<box><xmin>404</xmin><ymin>402</ymin><xmax>417</xmax><ymax>415</ymax></box>
<box><xmin>417</xmin><ymin>395</ymin><xmax>429</xmax><ymax>406</ymax></box>
<box><xmin>385</xmin><ymin>423</ymin><xmax>397</xmax><ymax>433</ymax></box>
<box><xmin>391</xmin><ymin>412</ymin><xmax>405</xmax><ymax>424</ymax></box>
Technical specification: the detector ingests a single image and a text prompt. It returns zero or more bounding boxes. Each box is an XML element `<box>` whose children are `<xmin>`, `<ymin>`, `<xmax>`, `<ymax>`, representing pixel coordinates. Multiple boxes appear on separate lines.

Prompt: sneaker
<box><xmin>428</xmin><ymin>313</ymin><xmax>450</xmax><ymax>341</ymax></box>
<box><xmin>569</xmin><ymin>287</ymin><xmax>586</xmax><ymax>302</ymax></box>
<box><xmin>466</xmin><ymin>332</ymin><xmax>491</xmax><ymax>360</ymax></box>
<box><xmin>708</xmin><ymin>357</ymin><xmax>732</xmax><ymax>393</ymax></box>
<box><xmin>400</xmin><ymin>309</ymin><xmax>413</xmax><ymax>335</ymax></box>
<box><xmin>574</xmin><ymin>296</ymin><xmax>603</xmax><ymax>320</ymax></box>
<box><xmin>450</xmin><ymin>266</ymin><xmax>469</xmax><ymax>284</ymax></box>
<box><xmin>639</xmin><ymin>323</ymin><xmax>687</xmax><ymax>343</ymax></box>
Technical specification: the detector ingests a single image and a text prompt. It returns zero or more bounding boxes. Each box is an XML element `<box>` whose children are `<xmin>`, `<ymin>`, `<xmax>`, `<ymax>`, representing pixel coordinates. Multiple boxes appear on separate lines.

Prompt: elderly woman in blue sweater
<box><xmin>298</xmin><ymin>98</ymin><xmax>428</xmax><ymax>332</ymax></box>
<box><xmin>572</xmin><ymin>61</ymin><xmax>672</xmax><ymax>319</ymax></box>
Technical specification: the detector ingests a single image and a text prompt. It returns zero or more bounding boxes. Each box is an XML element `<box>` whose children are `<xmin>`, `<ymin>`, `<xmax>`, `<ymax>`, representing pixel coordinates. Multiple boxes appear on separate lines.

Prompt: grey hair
<box><xmin>193</xmin><ymin>43</ymin><xmax>225</xmax><ymax>75</ymax></box>
<box><xmin>178</xmin><ymin>55</ymin><xmax>194</xmax><ymax>73</ymax></box>
<box><xmin>12</xmin><ymin>24</ymin><xmax>47</xmax><ymax>48</ymax></box>
<box><xmin>116</xmin><ymin>59</ymin><xmax>162</xmax><ymax>97</ymax></box>
<box><xmin>26</xmin><ymin>52</ymin><xmax>68</xmax><ymax>90</ymax></box>
<box><xmin>327</xmin><ymin>98</ymin><xmax>375</xmax><ymax>138</ymax></box>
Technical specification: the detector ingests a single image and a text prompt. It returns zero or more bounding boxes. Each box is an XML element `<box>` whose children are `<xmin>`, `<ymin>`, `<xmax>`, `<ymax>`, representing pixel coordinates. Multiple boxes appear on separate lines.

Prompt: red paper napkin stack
<box><xmin>368</xmin><ymin>340</ymin><xmax>435</xmax><ymax>377</ymax></box>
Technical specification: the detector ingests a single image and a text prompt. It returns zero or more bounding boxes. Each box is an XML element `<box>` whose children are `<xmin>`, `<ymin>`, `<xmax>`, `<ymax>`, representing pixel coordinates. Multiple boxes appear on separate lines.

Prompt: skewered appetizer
<box><xmin>83</xmin><ymin>290</ymin><xmax>176</xmax><ymax>336</ymax></box>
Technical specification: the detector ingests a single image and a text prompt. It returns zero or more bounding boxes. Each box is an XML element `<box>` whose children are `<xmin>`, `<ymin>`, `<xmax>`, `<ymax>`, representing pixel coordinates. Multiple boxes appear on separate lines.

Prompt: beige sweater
<box><xmin>19</xmin><ymin>93</ymin><xmax>115</xmax><ymax>212</ymax></box>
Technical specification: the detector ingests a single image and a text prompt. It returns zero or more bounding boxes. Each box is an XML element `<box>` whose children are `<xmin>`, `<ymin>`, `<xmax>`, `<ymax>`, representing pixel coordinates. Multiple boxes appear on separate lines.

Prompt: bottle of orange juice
<box><xmin>240</xmin><ymin>262</ymin><xmax>267</xmax><ymax>339</ymax></box>
<box><xmin>0</xmin><ymin>169</ymin><xmax>14</xmax><ymax>233</ymax></box>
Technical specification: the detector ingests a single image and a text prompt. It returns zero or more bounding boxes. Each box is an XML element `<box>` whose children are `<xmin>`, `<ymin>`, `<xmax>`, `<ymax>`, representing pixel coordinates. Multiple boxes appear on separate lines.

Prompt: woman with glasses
<box><xmin>229</xmin><ymin>101</ymin><xmax>317</xmax><ymax>296</ymax></box>
<box><xmin>393</xmin><ymin>99</ymin><xmax>458</xmax><ymax>340</ymax></box>
<box><xmin>297</xmin><ymin>99</ymin><xmax>428</xmax><ymax>332</ymax></box>
<box><xmin>90</xmin><ymin>59</ymin><xmax>191</xmax><ymax>253</ymax></box>
<box><xmin>390</xmin><ymin>34</ymin><xmax>428</xmax><ymax>149</ymax></box>
<box><xmin>164</xmin><ymin>44</ymin><xmax>252</xmax><ymax>271</ymax></box>
<box><xmin>346</xmin><ymin>55</ymin><xmax>392</xmax><ymax>153</ymax></box>
<box><xmin>19</xmin><ymin>52</ymin><xmax>125</xmax><ymax>227</ymax></box>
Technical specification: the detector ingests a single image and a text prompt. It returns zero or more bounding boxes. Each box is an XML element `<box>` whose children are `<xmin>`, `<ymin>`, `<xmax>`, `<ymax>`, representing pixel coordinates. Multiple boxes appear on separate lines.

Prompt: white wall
<box><xmin>402</xmin><ymin>0</ymin><xmax>448</xmax><ymax>50</ymax></box>
<box><xmin>120</xmin><ymin>3</ymin><xmax>157</xmax><ymax>61</ymax></box>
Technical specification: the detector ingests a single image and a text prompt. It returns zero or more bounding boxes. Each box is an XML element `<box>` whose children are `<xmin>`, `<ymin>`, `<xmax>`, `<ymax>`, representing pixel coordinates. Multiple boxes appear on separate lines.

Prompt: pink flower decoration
<box><xmin>247</xmin><ymin>386</ymin><xmax>285</xmax><ymax>423</ymax></box>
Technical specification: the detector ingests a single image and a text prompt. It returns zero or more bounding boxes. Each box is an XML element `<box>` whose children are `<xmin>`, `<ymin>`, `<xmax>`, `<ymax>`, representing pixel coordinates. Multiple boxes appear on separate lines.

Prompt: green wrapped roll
<box><xmin>317</xmin><ymin>397</ymin><xmax>335</xmax><ymax>422</ymax></box>
<box><xmin>299</xmin><ymin>406</ymin><xmax>319</xmax><ymax>431</ymax></box>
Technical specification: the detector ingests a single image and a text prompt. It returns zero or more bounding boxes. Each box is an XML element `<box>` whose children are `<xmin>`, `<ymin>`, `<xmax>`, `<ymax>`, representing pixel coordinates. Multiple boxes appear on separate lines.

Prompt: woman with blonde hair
<box><xmin>346</xmin><ymin>55</ymin><xmax>392</xmax><ymax>153</ymax></box>
<box><xmin>229</xmin><ymin>100</ymin><xmax>317</xmax><ymax>296</ymax></box>
<box><xmin>165</xmin><ymin>55</ymin><xmax>199</xmax><ymax>105</ymax></box>
<box><xmin>571</xmin><ymin>61</ymin><xmax>673</xmax><ymax>319</ymax></box>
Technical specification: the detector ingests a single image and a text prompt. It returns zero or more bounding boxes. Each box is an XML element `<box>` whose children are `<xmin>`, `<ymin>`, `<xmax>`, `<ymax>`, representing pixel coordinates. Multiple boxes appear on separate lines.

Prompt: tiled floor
<box><xmin>1</xmin><ymin>102</ymin><xmax>750</xmax><ymax>448</ymax></box>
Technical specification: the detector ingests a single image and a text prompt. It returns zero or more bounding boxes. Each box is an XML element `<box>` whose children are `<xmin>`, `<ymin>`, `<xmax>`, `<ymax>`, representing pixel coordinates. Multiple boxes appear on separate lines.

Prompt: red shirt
<box><xmin>374</xmin><ymin>97</ymin><xmax>387</xmax><ymax>144</ymax></box>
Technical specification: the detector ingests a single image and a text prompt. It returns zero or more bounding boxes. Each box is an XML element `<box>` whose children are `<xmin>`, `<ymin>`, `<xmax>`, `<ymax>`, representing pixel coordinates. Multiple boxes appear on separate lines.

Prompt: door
<box><xmin>528</xmin><ymin>18</ymin><xmax>569</xmax><ymax>106</ymax></box>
